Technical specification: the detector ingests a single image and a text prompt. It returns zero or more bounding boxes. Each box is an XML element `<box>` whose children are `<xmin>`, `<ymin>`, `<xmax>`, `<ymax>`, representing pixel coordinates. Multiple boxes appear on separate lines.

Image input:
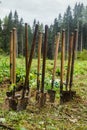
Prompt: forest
<box><xmin>0</xmin><ymin>3</ymin><xmax>87</xmax><ymax>58</ymax></box>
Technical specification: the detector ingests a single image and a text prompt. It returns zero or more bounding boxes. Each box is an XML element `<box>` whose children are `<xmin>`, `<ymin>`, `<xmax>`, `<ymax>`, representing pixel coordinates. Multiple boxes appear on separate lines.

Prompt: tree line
<box><xmin>0</xmin><ymin>3</ymin><xmax>87</xmax><ymax>59</ymax></box>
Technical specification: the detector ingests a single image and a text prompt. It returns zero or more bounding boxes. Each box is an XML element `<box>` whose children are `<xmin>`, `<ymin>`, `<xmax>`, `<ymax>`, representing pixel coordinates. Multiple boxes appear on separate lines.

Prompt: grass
<box><xmin>0</xmin><ymin>55</ymin><xmax>87</xmax><ymax>130</ymax></box>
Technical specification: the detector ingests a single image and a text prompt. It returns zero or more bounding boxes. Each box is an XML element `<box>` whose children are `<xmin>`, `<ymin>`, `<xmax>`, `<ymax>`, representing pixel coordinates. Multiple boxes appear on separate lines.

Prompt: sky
<box><xmin>0</xmin><ymin>0</ymin><xmax>87</xmax><ymax>26</ymax></box>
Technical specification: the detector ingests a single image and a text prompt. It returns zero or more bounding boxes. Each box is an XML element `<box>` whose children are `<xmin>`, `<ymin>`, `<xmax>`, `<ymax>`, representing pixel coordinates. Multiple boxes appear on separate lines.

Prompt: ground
<box><xmin>0</xmin><ymin>55</ymin><xmax>87</xmax><ymax>130</ymax></box>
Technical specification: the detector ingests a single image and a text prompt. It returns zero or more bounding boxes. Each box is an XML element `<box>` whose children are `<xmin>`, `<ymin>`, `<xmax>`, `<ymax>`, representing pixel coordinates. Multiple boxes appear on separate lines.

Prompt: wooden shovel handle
<box><xmin>51</xmin><ymin>33</ymin><xmax>60</xmax><ymax>89</ymax></box>
<box><xmin>25</xmin><ymin>24</ymin><xmax>38</xmax><ymax>86</ymax></box>
<box><xmin>25</xmin><ymin>23</ymin><xmax>29</xmax><ymax>75</ymax></box>
<box><xmin>69</xmin><ymin>29</ymin><xmax>78</xmax><ymax>91</ymax></box>
<box><xmin>37</xmin><ymin>32</ymin><xmax>42</xmax><ymax>91</ymax></box>
<box><xmin>10</xmin><ymin>31</ymin><xmax>13</xmax><ymax>84</ymax></box>
<box><xmin>22</xmin><ymin>24</ymin><xmax>38</xmax><ymax>99</ymax></box>
<box><xmin>66</xmin><ymin>33</ymin><xmax>74</xmax><ymax>90</ymax></box>
<box><xmin>60</xmin><ymin>29</ymin><xmax>65</xmax><ymax>93</ymax></box>
<box><xmin>41</xmin><ymin>25</ymin><xmax>48</xmax><ymax>93</ymax></box>
<box><xmin>13</xmin><ymin>28</ymin><xmax>17</xmax><ymax>84</ymax></box>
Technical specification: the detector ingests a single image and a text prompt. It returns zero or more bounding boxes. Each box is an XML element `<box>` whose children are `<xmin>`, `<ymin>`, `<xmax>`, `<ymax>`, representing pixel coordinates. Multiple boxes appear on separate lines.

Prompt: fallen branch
<box><xmin>0</xmin><ymin>122</ymin><xmax>15</xmax><ymax>130</ymax></box>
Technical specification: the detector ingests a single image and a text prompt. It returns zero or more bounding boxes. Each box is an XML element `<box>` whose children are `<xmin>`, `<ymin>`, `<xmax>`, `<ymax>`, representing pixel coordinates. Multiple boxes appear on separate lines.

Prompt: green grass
<box><xmin>0</xmin><ymin>55</ymin><xmax>87</xmax><ymax>130</ymax></box>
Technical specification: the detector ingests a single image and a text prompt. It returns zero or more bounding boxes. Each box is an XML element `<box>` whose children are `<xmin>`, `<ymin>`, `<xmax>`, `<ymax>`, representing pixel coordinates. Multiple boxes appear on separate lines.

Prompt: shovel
<box><xmin>60</xmin><ymin>29</ymin><xmax>65</xmax><ymax>103</ymax></box>
<box><xmin>25</xmin><ymin>23</ymin><xmax>29</xmax><ymax>79</ymax></box>
<box><xmin>68</xmin><ymin>29</ymin><xmax>78</xmax><ymax>99</ymax></box>
<box><xmin>48</xmin><ymin>33</ymin><xmax>60</xmax><ymax>102</ymax></box>
<box><xmin>39</xmin><ymin>25</ymin><xmax>48</xmax><ymax>107</ymax></box>
<box><xmin>60</xmin><ymin>30</ymin><xmax>77</xmax><ymax>103</ymax></box>
<box><xmin>8</xmin><ymin>28</ymin><xmax>18</xmax><ymax>110</ymax></box>
<box><xmin>20</xmin><ymin>24</ymin><xmax>38</xmax><ymax>110</ymax></box>
<box><xmin>66</xmin><ymin>33</ymin><xmax>74</xmax><ymax>91</ymax></box>
<box><xmin>22</xmin><ymin>24</ymin><xmax>38</xmax><ymax>99</ymax></box>
<box><xmin>36</xmin><ymin>32</ymin><xmax>43</xmax><ymax>101</ymax></box>
<box><xmin>10</xmin><ymin>31</ymin><xmax>13</xmax><ymax>84</ymax></box>
<box><xmin>60</xmin><ymin>32</ymin><xmax>74</xmax><ymax>103</ymax></box>
<box><xmin>69</xmin><ymin>29</ymin><xmax>78</xmax><ymax>91</ymax></box>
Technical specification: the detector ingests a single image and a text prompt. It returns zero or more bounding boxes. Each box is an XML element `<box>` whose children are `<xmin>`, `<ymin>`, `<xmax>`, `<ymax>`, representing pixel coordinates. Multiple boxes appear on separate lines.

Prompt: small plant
<box><xmin>9</xmin><ymin>83</ymin><xmax>16</xmax><ymax>91</ymax></box>
<box><xmin>77</xmin><ymin>50</ymin><xmax>87</xmax><ymax>60</ymax></box>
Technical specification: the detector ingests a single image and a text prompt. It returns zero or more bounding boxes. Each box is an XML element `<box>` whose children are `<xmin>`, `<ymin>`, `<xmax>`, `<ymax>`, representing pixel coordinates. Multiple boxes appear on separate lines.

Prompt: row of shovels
<box><xmin>7</xmin><ymin>24</ymin><xmax>48</xmax><ymax>109</ymax></box>
<box><xmin>36</xmin><ymin>28</ymin><xmax>77</xmax><ymax>104</ymax></box>
<box><xmin>7</xmin><ymin>23</ymin><xmax>77</xmax><ymax>110</ymax></box>
<box><xmin>60</xmin><ymin>30</ymin><xmax>77</xmax><ymax>103</ymax></box>
<box><xmin>7</xmin><ymin>24</ymin><xmax>38</xmax><ymax>110</ymax></box>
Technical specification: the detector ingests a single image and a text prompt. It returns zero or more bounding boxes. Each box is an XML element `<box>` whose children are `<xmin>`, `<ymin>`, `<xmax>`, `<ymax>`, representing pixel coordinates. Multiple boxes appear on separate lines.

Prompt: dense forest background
<box><xmin>0</xmin><ymin>3</ymin><xmax>87</xmax><ymax>59</ymax></box>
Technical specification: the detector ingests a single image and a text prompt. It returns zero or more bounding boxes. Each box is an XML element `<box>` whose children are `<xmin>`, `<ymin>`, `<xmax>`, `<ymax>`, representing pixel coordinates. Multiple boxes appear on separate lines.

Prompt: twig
<box><xmin>0</xmin><ymin>122</ymin><xmax>15</xmax><ymax>130</ymax></box>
